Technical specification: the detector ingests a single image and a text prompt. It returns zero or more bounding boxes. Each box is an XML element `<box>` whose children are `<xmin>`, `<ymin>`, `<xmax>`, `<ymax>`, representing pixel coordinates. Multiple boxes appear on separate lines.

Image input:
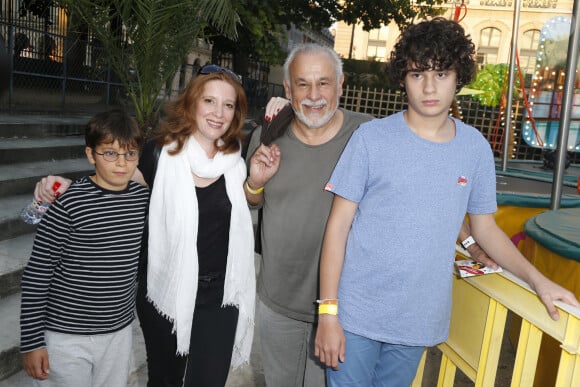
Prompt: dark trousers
<box><xmin>136</xmin><ymin>281</ymin><xmax>239</xmax><ymax>387</ymax></box>
<box><xmin>136</xmin><ymin>282</ymin><xmax>186</xmax><ymax>387</ymax></box>
<box><xmin>183</xmin><ymin>304</ymin><xmax>239</xmax><ymax>387</ymax></box>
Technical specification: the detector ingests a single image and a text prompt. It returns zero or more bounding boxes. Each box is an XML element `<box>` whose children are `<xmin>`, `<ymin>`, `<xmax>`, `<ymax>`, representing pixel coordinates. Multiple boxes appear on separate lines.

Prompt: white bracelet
<box><xmin>460</xmin><ymin>236</ymin><xmax>476</xmax><ymax>249</ymax></box>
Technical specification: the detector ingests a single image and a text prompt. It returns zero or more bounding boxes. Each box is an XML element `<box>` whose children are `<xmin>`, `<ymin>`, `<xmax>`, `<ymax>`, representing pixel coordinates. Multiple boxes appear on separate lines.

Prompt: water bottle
<box><xmin>20</xmin><ymin>182</ymin><xmax>61</xmax><ymax>225</ymax></box>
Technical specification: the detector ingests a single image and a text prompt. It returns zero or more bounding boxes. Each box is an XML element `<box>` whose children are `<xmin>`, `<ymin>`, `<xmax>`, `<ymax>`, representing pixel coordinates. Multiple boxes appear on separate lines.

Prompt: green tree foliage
<box><xmin>58</xmin><ymin>0</ymin><xmax>239</xmax><ymax>128</ymax></box>
<box><xmin>209</xmin><ymin>0</ymin><xmax>340</xmax><ymax>67</ymax></box>
<box><xmin>339</xmin><ymin>0</ymin><xmax>446</xmax><ymax>31</ymax></box>
<box><xmin>212</xmin><ymin>0</ymin><xmax>446</xmax><ymax>68</ymax></box>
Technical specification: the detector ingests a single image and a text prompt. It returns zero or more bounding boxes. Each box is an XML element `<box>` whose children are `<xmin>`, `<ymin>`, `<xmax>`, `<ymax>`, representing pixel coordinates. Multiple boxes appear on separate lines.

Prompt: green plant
<box><xmin>58</xmin><ymin>0</ymin><xmax>239</xmax><ymax>129</ymax></box>
<box><xmin>467</xmin><ymin>64</ymin><xmax>521</xmax><ymax>107</ymax></box>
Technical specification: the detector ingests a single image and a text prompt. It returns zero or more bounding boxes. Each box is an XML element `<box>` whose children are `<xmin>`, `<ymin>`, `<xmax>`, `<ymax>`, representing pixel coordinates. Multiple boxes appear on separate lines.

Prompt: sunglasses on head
<box><xmin>198</xmin><ymin>64</ymin><xmax>242</xmax><ymax>84</ymax></box>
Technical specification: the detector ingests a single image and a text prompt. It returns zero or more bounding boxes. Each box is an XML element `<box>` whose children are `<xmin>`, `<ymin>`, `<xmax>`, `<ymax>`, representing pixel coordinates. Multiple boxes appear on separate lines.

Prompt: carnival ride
<box><xmin>523</xmin><ymin>16</ymin><xmax>580</xmax><ymax>154</ymax></box>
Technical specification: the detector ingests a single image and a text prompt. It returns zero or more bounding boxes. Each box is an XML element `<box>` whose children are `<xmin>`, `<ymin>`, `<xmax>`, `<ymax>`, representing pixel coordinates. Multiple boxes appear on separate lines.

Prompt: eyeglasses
<box><xmin>94</xmin><ymin>150</ymin><xmax>139</xmax><ymax>162</ymax></box>
<box><xmin>198</xmin><ymin>64</ymin><xmax>242</xmax><ymax>84</ymax></box>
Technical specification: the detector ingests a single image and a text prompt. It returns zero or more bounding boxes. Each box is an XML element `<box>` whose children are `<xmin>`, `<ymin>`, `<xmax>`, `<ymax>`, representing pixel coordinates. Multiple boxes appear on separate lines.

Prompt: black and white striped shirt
<box><xmin>20</xmin><ymin>176</ymin><xmax>149</xmax><ymax>352</ymax></box>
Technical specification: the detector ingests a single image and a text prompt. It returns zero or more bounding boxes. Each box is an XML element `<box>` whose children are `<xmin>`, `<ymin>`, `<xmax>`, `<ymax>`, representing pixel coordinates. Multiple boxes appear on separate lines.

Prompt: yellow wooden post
<box><xmin>412</xmin><ymin>267</ymin><xmax>580</xmax><ymax>386</ymax></box>
<box><xmin>511</xmin><ymin>319</ymin><xmax>542</xmax><ymax>386</ymax></box>
<box><xmin>555</xmin><ymin>312</ymin><xmax>580</xmax><ymax>386</ymax></box>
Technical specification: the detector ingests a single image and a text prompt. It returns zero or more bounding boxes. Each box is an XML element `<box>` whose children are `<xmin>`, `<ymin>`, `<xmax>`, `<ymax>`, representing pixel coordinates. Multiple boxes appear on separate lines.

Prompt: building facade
<box><xmin>331</xmin><ymin>0</ymin><xmax>575</xmax><ymax>77</ymax></box>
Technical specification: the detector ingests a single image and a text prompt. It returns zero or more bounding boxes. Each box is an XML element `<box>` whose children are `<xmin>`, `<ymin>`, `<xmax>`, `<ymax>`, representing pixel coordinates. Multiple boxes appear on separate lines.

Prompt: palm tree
<box><xmin>59</xmin><ymin>0</ymin><xmax>239</xmax><ymax>129</ymax></box>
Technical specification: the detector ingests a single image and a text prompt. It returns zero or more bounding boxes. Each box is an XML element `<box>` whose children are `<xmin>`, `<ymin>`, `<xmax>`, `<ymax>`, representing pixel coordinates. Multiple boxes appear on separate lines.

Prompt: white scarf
<box><xmin>147</xmin><ymin>136</ymin><xmax>255</xmax><ymax>368</ymax></box>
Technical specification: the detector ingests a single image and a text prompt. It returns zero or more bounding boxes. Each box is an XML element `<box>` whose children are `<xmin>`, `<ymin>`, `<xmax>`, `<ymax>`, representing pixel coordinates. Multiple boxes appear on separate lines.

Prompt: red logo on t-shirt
<box><xmin>457</xmin><ymin>176</ymin><xmax>468</xmax><ymax>186</ymax></box>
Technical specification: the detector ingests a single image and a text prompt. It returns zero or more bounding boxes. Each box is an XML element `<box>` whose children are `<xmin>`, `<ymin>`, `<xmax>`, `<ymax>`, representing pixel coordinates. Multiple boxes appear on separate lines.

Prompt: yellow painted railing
<box><xmin>411</xmin><ymin>270</ymin><xmax>580</xmax><ymax>386</ymax></box>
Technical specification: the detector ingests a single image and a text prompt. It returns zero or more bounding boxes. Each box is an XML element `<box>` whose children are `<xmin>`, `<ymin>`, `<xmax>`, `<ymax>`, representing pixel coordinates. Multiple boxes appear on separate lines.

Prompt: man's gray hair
<box><xmin>283</xmin><ymin>43</ymin><xmax>343</xmax><ymax>87</ymax></box>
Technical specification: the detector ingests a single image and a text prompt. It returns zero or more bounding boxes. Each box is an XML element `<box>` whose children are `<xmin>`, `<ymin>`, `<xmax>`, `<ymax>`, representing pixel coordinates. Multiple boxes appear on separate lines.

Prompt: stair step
<box><xmin>0</xmin><ymin>137</ymin><xmax>86</xmax><ymax>164</ymax></box>
<box><xmin>0</xmin><ymin>294</ymin><xmax>22</xmax><ymax>381</ymax></box>
<box><xmin>0</xmin><ymin>159</ymin><xmax>93</xmax><ymax>197</ymax></box>
<box><xmin>0</xmin><ymin>115</ymin><xmax>90</xmax><ymax>138</ymax></box>
<box><xmin>0</xmin><ymin>195</ymin><xmax>39</xmax><ymax>241</ymax></box>
<box><xmin>0</xmin><ymin>234</ymin><xmax>34</xmax><ymax>299</ymax></box>
<box><xmin>0</xmin><ymin>195</ymin><xmax>40</xmax><ymax>223</ymax></box>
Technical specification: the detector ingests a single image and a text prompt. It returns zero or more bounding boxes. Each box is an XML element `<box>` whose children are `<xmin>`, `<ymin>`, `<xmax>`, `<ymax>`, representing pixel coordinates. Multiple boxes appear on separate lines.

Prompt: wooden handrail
<box><xmin>412</xmin><ymin>270</ymin><xmax>580</xmax><ymax>386</ymax></box>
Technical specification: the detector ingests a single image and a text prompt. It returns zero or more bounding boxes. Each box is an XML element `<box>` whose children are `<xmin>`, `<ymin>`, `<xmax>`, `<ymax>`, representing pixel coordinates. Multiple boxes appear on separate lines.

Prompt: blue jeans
<box><xmin>327</xmin><ymin>330</ymin><xmax>424</xmax><ymax>387</ymax></box>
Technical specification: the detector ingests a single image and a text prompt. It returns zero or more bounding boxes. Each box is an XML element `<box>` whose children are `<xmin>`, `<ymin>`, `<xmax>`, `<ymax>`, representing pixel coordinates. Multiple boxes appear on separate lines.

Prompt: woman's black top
<box><xmin>139</xmin><ymin>140</ymin><xmax>231</xmax><ymax>306</ymax></box>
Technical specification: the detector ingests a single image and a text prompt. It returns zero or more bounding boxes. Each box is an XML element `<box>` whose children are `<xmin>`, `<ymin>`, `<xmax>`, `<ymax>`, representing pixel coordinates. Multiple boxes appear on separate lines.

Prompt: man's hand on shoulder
<box><xmin>264</xmin><ymin>97</ymin><xmax>290</xmax><ymax>122</ymax></box>
<box><xmin>34</xmin><ymin>175</ymin><xmax>72</xmax><ymax>203</ymax></box>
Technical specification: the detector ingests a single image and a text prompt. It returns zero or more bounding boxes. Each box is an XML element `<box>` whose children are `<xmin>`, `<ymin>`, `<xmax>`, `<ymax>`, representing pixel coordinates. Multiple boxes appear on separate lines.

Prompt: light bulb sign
<box><xmin>523</xmin><ymin>16</ymin><xmax>580</xmax><ymax>153</ymax></box>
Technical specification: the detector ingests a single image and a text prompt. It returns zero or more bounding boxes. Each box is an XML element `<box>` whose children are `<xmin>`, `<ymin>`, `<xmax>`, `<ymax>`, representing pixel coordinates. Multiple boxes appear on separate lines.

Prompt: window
<box><xmin>477</xmin><ymin>27</ymin><xmax>501</xmax><ymax>68</ymax></box>
<box><xmin>519</xmin><ymin>29</ymin><xmax>540</xmax><ymax>77</ymax></box>
<box><xmin>366</xmin><ymin>27</ymin><xmax>388</xmax><ymax>61</ymax></box>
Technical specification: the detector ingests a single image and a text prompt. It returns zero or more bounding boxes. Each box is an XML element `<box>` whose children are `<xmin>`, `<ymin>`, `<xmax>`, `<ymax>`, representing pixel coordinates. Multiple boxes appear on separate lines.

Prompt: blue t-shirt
<box><xmin>326</xmin><ymin>111</ymin><xmax>497</xmax><ymax>346</ymax></box>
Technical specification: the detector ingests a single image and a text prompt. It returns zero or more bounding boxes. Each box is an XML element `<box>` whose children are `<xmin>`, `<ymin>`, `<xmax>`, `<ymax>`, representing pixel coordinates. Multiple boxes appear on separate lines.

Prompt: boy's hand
<box><xmin>532</xmin><ymin>276</ymin><xmax>580</xmax><ymax>321</ymax></box>
<box><xmin>314</xmin><ymin>315</ymin><xmax>345</xmax><ymax>370</ymax></box>
<box><xmin>23</xmin><ymin>348</ymin><xmax>50</xmax><ymax>380</ymax></box>
<box><xmin>468</xmin><ymin>243</ymin><xmax>499</xmax><ymax>270</ymax></box>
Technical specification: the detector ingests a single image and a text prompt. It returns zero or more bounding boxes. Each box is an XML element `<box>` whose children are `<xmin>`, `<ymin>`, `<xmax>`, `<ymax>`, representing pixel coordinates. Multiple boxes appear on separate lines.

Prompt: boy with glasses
<box><xmin>20</xmin><ymin>108</ymin><xmax>149</xmax><ymax>386</ymax></box>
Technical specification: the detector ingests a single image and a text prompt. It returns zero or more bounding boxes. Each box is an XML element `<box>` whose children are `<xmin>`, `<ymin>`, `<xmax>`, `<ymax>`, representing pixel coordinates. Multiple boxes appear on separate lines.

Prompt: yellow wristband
<box><xmin>318</xmin><ymin>304</ymin><xmax>338</xmax><ymax>315</ymax></box>
<box><xmin>245</xmin><ymin>180</ymin><xmax>264</xmax><ymax>195</ymax></box>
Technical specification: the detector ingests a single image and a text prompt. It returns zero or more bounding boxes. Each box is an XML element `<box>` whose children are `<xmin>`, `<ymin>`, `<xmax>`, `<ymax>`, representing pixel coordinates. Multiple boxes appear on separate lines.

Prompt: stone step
<box><xmin>0</xmin><ymin>234</ymin><xmax>34</xmax><ymax>299</ymax></box>
<box><xmin>0</xmin><ymin>195</ymin><xmax>38</xmax><ymax>242</ymax></box>
<box><xmin>0</xmin><ymin>136</ymin><xmax>86</xmax><ymax>164</ymax></box>
<box><xmin>0</xmin><ymin>293</ymin><xmax>22</xmax><ymax>381</ymax></box>
<box><xmin>0</xmin><ymin>158</ymin><xmax>93</xmax><ymax>197</ymax></box>
<box><xmin>0</xmin><ymin>291</ymin><xmax>146</xmax><ymax>385</ymax></box>
<box><xmin>0</xmin><ymin>115</ymin><xmax>90</xmax><ymax>138</ymax></box>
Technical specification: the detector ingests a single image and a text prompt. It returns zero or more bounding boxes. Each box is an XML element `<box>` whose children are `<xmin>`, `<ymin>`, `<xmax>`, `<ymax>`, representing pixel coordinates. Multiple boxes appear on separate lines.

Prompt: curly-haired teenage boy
<box><xmin>314</xmin><ymin>18</ymin><xmax>579</xmax><ymax>386</ymax></box>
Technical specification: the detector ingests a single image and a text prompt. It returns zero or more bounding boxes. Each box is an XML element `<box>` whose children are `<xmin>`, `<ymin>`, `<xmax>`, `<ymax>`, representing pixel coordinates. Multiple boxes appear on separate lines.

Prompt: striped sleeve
<box><xmin>20</xmin><ymin>198</ymin><xmax>72</xmax><ymax>352</ymax></box>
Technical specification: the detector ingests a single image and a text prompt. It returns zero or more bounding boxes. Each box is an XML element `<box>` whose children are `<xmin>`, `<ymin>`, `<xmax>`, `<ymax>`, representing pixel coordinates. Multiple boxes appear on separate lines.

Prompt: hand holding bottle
<box><xmin>21</xmin><ymin>182</ymin><xmax>61</xmax><ymax>225</ymax></box>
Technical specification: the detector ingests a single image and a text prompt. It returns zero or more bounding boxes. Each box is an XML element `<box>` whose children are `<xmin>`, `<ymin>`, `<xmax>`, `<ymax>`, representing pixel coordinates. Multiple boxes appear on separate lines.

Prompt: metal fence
<box><xmin>0</xmin><ymin>18</ymin><xmax>285</xmax><ymax>118</ymax></box>
<box><xmin>1</xmin><ymin>17</ymin><xmax>125</xmax><ymax>113</ymax></box>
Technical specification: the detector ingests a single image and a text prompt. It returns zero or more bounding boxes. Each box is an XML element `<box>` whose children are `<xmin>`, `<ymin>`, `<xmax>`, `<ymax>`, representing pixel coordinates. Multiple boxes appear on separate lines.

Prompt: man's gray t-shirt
<box><xmin>246</xmin><ymin>108</ymin><xmax>372</xmax><ymax>322</ymax></box>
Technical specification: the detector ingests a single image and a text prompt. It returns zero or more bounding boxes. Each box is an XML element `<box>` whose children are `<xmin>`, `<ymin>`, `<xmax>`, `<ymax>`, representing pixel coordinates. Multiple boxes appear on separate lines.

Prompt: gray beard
<box><xmin>293</xmin><ymin>105</ymin><xmax>338</xmax><ymax>129</ymax></box>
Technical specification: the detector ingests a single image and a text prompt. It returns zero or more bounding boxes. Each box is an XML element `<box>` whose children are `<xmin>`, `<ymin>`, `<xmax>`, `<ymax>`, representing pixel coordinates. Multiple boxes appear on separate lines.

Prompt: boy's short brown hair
<box><xmin>85</xmin><ymin>109</ymin><xmax>144</xmax><ymax>150</ymax></box>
